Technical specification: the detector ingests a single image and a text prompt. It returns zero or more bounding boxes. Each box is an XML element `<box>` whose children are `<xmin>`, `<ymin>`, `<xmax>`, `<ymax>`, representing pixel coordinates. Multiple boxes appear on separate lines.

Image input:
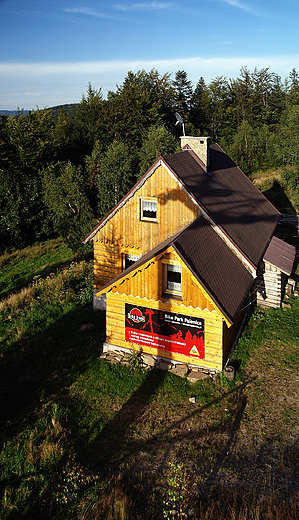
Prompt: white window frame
<box><xmin>140</xmin><ymin>197</ymin><xmax>158</xmax><ymax>222</ymax></box>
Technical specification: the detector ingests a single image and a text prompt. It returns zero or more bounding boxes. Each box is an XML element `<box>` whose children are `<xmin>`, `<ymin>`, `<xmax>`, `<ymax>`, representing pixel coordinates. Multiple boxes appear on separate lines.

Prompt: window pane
<box><xmin>167</xmin><ymin>264</ymin><xmax>181</xmax><ymax>292</ymax></box>
<box><xmin>142</xmin><ymin>199</ymin><xmax>157</xmax><ymax>219</ymax></box>
<box><xmin>125</xmin><ymin>253</ymin><xmax>142</xmax><ymax>270</ymax></box>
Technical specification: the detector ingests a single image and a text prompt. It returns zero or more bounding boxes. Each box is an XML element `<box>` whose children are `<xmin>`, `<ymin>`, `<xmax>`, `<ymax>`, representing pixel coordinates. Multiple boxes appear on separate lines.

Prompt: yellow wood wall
<box><xmin>103</xmin><ymin>248</ymin><xmax>225</xmax><ymax>370</ymax></box>
<box><xmin>94</xmin><ymin>243</ymin><xmax>120</xmax><ymax>290</ymax></box>
<box><xmin>93</xmin><ymin>164</ymin><xmax>201</xmax><ymax>289</ymax></box>
<box><xmin>105</xmin><ymin>293</ymin><xmax>223</xmax><ymax>370</ymax></box>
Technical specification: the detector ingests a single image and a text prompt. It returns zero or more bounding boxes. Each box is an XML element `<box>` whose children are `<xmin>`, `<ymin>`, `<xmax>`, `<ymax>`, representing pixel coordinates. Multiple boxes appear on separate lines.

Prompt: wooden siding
<box><xmin>106</xmin><ymin>247</ymin><xmax>224</xmax><ymax>317</ymax></box>
<box><xmin>93</xmin><ymin>164</ymin><xmax>201</xmax><ymax>289</ymax></box>
<box><xmin>94</xmin><ymin>243</ymin><xmax>120</xmax><ymax>289</ymax></box>
<box><xmin>105</xmin><ymin>292</ymin><xmax>223</xmax><ymax>371</ymax></box>
<box><xmin>102</xmin><ymin>248</ymin><xmax>226</xmax><ymax>370</ymax></box>
<box><xmin>253</xmin><ymin>261</ymin><xmax>282</xmax><ymax>309</ymax></box>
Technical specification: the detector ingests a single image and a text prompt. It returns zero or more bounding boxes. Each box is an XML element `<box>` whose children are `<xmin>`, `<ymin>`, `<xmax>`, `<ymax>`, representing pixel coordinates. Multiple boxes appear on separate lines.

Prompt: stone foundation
<box><xmin>100</xmin><ymin>342</ymin><xmax>217</xmax><ymax>381</ymax></box>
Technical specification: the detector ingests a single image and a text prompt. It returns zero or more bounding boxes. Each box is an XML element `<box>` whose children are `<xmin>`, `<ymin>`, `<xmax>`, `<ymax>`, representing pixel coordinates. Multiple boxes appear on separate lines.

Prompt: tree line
<box><xmin>1</xmin><ymin>66</ymin><xmax>299</xmax><ymax>253</ymax></box>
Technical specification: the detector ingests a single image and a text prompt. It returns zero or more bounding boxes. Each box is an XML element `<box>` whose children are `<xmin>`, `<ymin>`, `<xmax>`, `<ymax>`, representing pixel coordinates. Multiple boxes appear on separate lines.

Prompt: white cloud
<box><xmin>224</xmin><ymin>0</ymin><xmax>249</xmax><ymax>9</ymax></box>
<box><xmin>64</xmin><ymin>7</ymin><xmax>114</xmax><ymax>18</ymax></box>
<box><xmin>218</xmin><ymin>0</ymin><xmax>264</xmax><ymax>16</ymax></box>
<box><xmin>0</xmin><ymin>55</ymin><xmax>297</xmax><ymax>109</ymax></box>
<box><xmin>113</xmin><ymin>2</ymin><xmax>172</xmax><ymax>11</ymax></box>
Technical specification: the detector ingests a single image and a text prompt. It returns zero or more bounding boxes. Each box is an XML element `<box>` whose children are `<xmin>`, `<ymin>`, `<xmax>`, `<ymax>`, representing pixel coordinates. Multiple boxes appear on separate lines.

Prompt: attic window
<box><xmin>165</xmin><ymin>264</ymin><xmax>182</xmax><ymax>295</ymax></box>
<box><xmin>140</xmin><ymin>198</ymin><xmax>157</xmax><ymax>222</ymax></box>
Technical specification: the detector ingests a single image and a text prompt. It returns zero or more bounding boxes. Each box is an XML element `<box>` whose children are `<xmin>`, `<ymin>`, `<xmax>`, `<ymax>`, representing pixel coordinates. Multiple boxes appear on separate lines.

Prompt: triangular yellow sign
<box><xmin>190</xmin><ymin>345</ymin><xmax>199</xmax><ymax>356</ymax></box>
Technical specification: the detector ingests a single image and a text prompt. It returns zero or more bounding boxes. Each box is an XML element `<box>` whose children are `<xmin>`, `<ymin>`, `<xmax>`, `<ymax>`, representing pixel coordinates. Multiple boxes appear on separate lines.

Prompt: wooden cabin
<box><xmin>253</xmin><ymin>236</ymin><xmax>296</xmax><ymax>309</ymax></box>
<box><xmin>96</xmin><ymin>217</ymin><xmax>253</xmax><ymax>371</ymax></box>
<box><xmin>83</xmin><ymin>136</ymin><xmax>296</xmax><ymax>370</ymax></box>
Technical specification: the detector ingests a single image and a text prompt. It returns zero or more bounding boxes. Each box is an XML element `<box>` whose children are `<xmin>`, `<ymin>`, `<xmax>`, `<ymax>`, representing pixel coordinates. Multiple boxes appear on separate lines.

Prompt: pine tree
<box><xmin>172</xmin><ymin>70</ymin><xmax>193</xmax><ymax>123</ymax></box>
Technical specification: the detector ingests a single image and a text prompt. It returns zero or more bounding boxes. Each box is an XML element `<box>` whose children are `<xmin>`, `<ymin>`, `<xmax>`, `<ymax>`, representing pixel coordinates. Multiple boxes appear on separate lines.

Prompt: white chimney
<box><xmin>180</xmin><ymin>136</ymin><xmax>210</xmax><ymax>172</ymax></box>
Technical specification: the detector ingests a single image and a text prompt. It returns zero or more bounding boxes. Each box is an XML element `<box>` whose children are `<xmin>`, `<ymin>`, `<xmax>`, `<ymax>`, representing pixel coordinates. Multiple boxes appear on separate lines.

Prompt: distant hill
<box><xmin>0</xmin><ymin>104</ymin><xmax>78</xmax><ymax>117</ymax></box>
<box><xmin>46</xmin><ymin>103</ymin><xmax>78</xmax><ymax>118</ymax></box>
<box><xmin>0</xmin><ymin>110</ymin><xmax>29</xmax><ymax>116</ymax></box>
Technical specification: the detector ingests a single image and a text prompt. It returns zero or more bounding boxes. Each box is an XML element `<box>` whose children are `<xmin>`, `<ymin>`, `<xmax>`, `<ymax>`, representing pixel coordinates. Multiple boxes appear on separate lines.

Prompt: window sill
<box><xmin>162</xmin><ymin>292</ymin><xmax>182</xmax><ymax>301</ymax></box>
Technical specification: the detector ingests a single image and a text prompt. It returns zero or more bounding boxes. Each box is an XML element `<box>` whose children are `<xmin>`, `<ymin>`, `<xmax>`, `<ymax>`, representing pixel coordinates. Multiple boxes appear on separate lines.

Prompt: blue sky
<box><xmin>1</xmin><ymin>0</ymin><xmax>299</xmax><ymax>110</ymax></box>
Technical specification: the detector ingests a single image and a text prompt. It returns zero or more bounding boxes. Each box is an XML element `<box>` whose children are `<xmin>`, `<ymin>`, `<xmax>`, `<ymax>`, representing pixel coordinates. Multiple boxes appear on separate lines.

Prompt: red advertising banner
<box><xmin>125</xmin><ymin>304</ymin><xmax>204</xmax><ymax>359</ymax></box>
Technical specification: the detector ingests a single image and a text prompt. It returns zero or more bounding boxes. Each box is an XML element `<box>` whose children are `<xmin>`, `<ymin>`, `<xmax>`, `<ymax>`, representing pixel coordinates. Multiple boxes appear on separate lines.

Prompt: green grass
<box><xmin>0</xmin><ymin>237</ymin><xmax>299</xmax><ymax>520</ymax></box>
<box><xmin>0</xmin><ymin>238</ymin><xmax>91</xmax><ymax>301</ymax></box>
<box><xmin>231</xmin><ymin>301</ymin><xmax>299</xmax><ymax>374</ymax></box>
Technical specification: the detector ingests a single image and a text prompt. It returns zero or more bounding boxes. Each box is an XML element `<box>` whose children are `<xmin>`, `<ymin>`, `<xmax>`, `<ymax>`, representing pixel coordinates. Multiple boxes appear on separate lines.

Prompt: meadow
<box><xmin>0</xmin><ymin>234</ymin><xmax>298</xmax><ymax>520</ymax></box>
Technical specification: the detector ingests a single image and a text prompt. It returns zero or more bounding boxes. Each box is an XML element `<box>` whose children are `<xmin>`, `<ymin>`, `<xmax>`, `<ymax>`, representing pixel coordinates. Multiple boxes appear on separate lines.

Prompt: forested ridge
<box><xmin>2</xmin><ymin>66</ymin><xmax>299</xmax><ymax>254</ymax></box>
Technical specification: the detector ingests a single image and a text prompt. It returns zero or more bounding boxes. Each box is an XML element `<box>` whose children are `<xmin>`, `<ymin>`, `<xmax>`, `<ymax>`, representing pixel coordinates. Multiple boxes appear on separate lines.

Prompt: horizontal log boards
<box><xmin>253</xmin><ymin>261</ymin><xmax>282</xmax><ymax>309</ymax></box>
<box><xmin>102</xmin><ymin>248</ymin><xmax>227</xmax><ymax>371</ymax></box>
<box><xmin>93</xmin><ymin>164</ymin><xmax>201</xmax><ymax>290</ymax></box>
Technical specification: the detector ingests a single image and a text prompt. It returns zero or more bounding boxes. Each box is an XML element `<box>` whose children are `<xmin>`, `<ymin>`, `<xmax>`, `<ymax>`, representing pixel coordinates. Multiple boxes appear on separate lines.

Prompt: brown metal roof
<box><xmin>164</xmin><ymin>144</ymin><xmax>281</xmax><ymax>269</ymax></box>
<box><xmin>173</xmin><ymin>217</ymin><xmax>253</xmax><ymax>324</ymax></box>
<box><xmin>99</xmin><ymin>217</ymin><xmax>253</xmax><ymax>324</ymax></box>
<box><xmin>263</xmin><ymin>236</ymin><xmax>296</xmax><ymax>275</ymax></box>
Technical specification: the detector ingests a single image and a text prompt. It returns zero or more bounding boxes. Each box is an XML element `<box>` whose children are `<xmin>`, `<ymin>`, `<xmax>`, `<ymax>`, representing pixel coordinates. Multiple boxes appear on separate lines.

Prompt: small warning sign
<box><xmin>190</xmin><ymin>345</ymin><xmax>200</xmax><ymax>356</ymax></box>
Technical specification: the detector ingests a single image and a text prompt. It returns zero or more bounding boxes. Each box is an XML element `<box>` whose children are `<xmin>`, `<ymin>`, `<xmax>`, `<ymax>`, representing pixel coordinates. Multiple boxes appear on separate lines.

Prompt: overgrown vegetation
<box><xmin>0</xmin><ymin>235</ymin><xmax>298</xmax><ymax>519</ymax></box>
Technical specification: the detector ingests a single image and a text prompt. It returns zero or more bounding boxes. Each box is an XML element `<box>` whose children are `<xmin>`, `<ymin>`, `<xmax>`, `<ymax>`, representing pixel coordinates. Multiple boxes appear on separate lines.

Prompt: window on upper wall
<box><xmin>164</xmin><ymin>263</ymin><xmax>182</xmax><ymax>295</ymax></box>
<box><xmin>140</xmin><ymin>197</ymin><xmax>157</xmax><ymax>222</ymax></box>
<box><xmin>123</xmin><ymin>253</ymin><xmax>142</xmax><ymax>270</ymax></box>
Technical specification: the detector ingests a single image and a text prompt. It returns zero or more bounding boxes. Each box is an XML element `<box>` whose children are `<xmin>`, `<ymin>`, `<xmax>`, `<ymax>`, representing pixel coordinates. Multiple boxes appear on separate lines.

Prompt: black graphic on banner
<box><xmin>125</xmin><ymin>304</ymin><xmax>204</xmax><ymax>358</ymax></box>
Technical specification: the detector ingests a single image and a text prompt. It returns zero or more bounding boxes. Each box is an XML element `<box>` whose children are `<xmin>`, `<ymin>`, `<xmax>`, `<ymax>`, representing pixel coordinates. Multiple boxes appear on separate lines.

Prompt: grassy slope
<box><xmin>0</xmin><ymin>239</ymin><xmax>81</xmax><ymax>301</ymax></box>
<box><xmin>0</xmin><ymin>179</ymin><xmax>299</xmax><ymax>520</ymax></box>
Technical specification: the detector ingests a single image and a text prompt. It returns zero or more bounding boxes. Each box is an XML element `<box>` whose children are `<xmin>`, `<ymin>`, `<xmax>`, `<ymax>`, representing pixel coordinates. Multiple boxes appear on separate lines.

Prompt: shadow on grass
<box><xmin>62</xmin><ymin>366</ymin><xmax>250</xmax><ymax>519</ymax></box>
<box><xmin>1</xmin><ymin>300</ymin><xmax>298</xmax><ymax>520</ymax></box>
<box><xmin>263</xmin><ymin>180</ymin><xmax>296</xmax><ymax>215</ymax></box>
<box><xmin>263</xmin><ymin>180</ymin><xmax>298</xmax><ymax>250</ymax></box>
<box><xmin>0</xmin><ymin>306</ymin><xmax>105</xmax><ymax>435</ymax></box>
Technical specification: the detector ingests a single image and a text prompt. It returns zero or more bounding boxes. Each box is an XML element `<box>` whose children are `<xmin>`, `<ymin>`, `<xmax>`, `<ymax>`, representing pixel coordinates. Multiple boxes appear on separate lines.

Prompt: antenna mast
<box><xmin>175</xmin><ymin>112</ymin><xmax>185</xmax><ymax>136</ymax></box>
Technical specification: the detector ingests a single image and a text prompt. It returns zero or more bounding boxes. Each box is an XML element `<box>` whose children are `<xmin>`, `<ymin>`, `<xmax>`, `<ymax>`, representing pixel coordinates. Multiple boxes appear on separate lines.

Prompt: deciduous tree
<box><xmin>42</xmin><ymin>161</ymin><xmax>94</xmax><ymax>251</ymax></box>
<box><xmin>139</xmin><ymin>125</ymin><xmax>178</xmax><ymax>176</ymax></box>
<box><xmin>97</xmin><ymin>140</ymin><xmax>138</xmax><ymax>217</ymax></box>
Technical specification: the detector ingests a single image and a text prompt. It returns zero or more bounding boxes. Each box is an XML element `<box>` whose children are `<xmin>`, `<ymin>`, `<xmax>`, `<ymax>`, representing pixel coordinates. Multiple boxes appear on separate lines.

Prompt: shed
<box><xmin>253</xmin><ymin>236</ymin><xmax>296</xmax><ymax>308</ymax></box>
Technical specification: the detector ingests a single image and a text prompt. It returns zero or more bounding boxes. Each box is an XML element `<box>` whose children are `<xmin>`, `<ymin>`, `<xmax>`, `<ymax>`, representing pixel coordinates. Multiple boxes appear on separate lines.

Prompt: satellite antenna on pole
<box><xmin>175</xmin><ymin>112</ymin><xmax>185</xmax><ymax>136</ymax></box>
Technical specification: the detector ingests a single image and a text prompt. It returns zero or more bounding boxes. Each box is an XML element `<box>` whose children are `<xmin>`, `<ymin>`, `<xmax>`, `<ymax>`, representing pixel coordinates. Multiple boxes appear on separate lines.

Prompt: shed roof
<box><xmin>98</xmin><ymin>216</ymin><xmax>253</xmax><ymax>324</ymax></box>
<box><xmin>263</xmin><ymin>236</ymin><xmax>296</xmax><ymax>275</ymax></box>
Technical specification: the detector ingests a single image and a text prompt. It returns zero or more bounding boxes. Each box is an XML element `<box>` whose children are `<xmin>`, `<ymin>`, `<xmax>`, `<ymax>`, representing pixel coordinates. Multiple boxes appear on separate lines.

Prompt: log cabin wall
<box><xmin>103</xmin><ymin>248</ymin><xmax>226</xmax><ymax>370</ymax></box>
<box><xmin>93</xmin><ymin>164</ymin><xmax>201</xmax><ymax>290</ymax></box>
<box><xmin>253</xmin><ymin>261</ymin><xmax>282</xmax><ymax>309</ymax></box>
